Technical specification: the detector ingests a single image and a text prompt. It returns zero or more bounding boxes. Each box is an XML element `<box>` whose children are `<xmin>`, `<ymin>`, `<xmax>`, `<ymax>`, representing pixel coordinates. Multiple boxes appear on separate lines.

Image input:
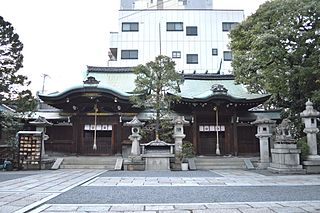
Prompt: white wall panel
<box><xmin>112</xmin><ymin>9</ymin><xmax>243</xmax><ymax>73</ymax></box>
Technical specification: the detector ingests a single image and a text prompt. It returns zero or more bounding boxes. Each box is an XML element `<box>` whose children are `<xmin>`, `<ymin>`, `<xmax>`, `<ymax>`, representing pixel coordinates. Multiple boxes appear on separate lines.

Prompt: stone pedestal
<box><xmin>257</xmin><ymin>138</ymin><xmax>270</xmax><ymax>169</ymax></box>
<box><xmin>268</xmin><ymin>119</ymin><xmax>305</xmax><ymax>174</ymax></box>
<box><xmin>143</xmin><ymin>154</ymin><xmax>173</xmax><ymax>171</ymax></box>
<box><xmin>268</xmin><ymin>144</ymin><xmax>306</xmax><ymax>174</ymax></box>
<box><xmin>123</xmin><ymin>159</ymin><xmax>145</xmax><ymax>171</ymax></box>
<box><xmin>302</xmin><ymin>160</ymin><xmax>320</xmax><ymax>174</ymax></box>
<box><xmin>141</xmin><ymin>139</ymin><xmax>175</xmax><ymax>171</ymax></box>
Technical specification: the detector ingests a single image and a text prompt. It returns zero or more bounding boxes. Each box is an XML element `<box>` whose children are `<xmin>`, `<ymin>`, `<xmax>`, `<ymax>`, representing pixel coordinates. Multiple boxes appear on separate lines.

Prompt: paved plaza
<box><xmin>0</xmin><ymin>169</ymin><xmax>320</xmax><ymax>213</ymax></box>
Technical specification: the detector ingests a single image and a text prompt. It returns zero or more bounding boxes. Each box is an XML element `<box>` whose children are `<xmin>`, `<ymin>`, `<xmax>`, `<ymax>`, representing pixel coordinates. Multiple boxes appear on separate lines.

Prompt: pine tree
<box><xmin>130</xmin><ymin>55</ymin><xmax>183</xmax><ymax>140</ymax></box>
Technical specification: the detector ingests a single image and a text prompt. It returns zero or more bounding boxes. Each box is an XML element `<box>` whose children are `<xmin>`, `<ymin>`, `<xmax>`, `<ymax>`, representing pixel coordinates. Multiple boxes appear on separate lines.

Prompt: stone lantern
<box><xmin>124</xmin><ymin>116</ymin><xmax>145</xmax><ymax>157</ymax></box>
<box><xmin>172</xmin><ymin>116</ymin><xmax>189</xmax><ymax>154</ymax></box>
<box><xmin>252</xmin><ymin>116</ymin><xmax>275</xmax><ymax>169</ymax></box>
<box><xmin>300</xmin><ymin>100</ymin><xmax>320</xmax><ymax>161</ymax></box>
<box><xmin>29</xmin><ymin>116</ymin><xmax>53</xmax><ymax>158</ymax></box>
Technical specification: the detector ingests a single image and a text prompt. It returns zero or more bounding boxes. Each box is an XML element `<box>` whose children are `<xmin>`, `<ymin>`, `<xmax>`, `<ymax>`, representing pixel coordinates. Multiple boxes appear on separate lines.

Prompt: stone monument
<box><xmin>300</xmin><ymin>100</ymin><xmax>320</xmax><ymax>173</ymax></box>
<box><xmin>252</xmin><ymin>116</ymin><xmax>276</xmax><ymax>169</ymax></box>
<box><xmin>123</xmin><ymin>116</ymin><xmax>145</xmax><ymax>170</ymax></box>
<box><xmin>268</xmin><ymin>118</ymin><xmax>305</xmax><ymax>174</ymax></box>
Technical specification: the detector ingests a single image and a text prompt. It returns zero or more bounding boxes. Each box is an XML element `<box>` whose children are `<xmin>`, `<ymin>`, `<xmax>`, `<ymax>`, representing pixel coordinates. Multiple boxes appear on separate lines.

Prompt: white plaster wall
<box><xmin>109</xmin><ymin>9</ymin><xmax>244</xmax><ymax>74</ymax></box>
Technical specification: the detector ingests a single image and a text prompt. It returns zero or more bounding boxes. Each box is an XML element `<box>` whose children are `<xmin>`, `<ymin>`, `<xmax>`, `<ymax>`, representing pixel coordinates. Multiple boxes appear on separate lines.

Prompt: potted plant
<box><xmin>176</xmin><ymin>141</ymin><xmax>195</xmax><ymax>171</ymax></box>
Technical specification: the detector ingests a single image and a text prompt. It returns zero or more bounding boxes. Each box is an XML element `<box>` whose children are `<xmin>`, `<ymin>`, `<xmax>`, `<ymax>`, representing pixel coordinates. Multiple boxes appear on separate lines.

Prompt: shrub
<box><xmin>296</xmin><ymin>137</ymin><xmax>309</xmax><ymax>161</ymax></box>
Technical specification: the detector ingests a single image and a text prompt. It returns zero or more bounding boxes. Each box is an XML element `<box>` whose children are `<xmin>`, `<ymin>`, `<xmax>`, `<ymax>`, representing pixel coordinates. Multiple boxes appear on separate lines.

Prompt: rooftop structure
<box><xmin>121</xmin><ymin>0</ymin><xmax>213</xmax><ymax>10</ymax></box>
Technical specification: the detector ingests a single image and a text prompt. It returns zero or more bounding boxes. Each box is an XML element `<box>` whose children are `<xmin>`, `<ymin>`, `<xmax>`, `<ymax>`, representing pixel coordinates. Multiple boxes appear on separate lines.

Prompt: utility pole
<box><xmin>159</xmin><ymin>22</ymin><xmax>162</xmax><ymax>55</ymax></box>
<box><xmin>41</xmin><ymin>74</ymin><xmax>49</xmax><ymax>93</ymax></box>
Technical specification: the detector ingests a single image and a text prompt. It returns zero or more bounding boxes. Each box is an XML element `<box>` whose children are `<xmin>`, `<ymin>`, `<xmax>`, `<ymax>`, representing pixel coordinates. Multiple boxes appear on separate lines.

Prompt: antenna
<box><xmin>41</xmin><ymin>73</ymin><xmax>50</xmax><ymax>93</ymax></box>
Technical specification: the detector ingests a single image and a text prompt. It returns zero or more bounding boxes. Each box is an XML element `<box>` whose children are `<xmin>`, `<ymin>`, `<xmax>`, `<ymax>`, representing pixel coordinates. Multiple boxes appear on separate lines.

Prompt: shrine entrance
<box><xmin>82</xmin><ymin>124</ymin><xmax>113</xmax><ymax>155</ymax></box>
<box><xmin>198</xmin><ymin>125</ymin><xmax>225</xmax><ymax>155</ymax></box>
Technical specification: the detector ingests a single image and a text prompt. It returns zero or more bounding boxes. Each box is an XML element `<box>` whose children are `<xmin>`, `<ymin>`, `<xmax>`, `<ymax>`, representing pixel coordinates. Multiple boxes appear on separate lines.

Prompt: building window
<box><xmin>167</xmin><ymin>22</ymin><xmax>183</xmax><ymax>31</ymax></box>
<box><xmin>187</xmin><ymin>54</ymin><xmax>198</xmax><ymax>64</ymax></box>
<box><xmin>212</xmin><ymin>48</ymin><xmax>218</xmax><ymax>56</ymax></box>
<box><xmin>172</xmin><ymin>51</ymin><xmax>181</xmax><ymax>58</ymax></box>
<box><xmin>178</xmin><ymin>0</ymin><xmax>187</xmax><ymax>5</ymax></box>
<box><xmin>122</xmin><ymin>22</ymin><xmax>139</xmax><ymax>32</ymax></box>
<box><xmin>121</xmin><ymin>50</ymin><xmax>138</xmax><ymax>59</ymax></box>
<box><xmin>222</xmin><ymin>22</ymin><xmax>238</xmax><ymax>32</ymax></box>
<box><xmin>223</xmin><ymin>51</ymin><xmax>232</xmax><ymax>61</ymax></box>
<box><xmin>186</xmin><ymin>26</ymin><xmax>198</xmax><ymax>36</ymax></box>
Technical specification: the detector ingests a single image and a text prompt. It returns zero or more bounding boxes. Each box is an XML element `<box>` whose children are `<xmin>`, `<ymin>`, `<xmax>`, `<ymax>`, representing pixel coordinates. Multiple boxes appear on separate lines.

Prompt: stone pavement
<box><xmin>83</xmin><ymin>170</ymin><xmax>320</xmax><ymax>186</ymax></box>
<box><xmin>0</xmin><ymin>170</ymin><xmax>104</xmax><ymax>213</ymax></box>
<box><xmin>0</xmin><ymin>169</ymin><xmax>319</xmax><ymax>213</ymax></box>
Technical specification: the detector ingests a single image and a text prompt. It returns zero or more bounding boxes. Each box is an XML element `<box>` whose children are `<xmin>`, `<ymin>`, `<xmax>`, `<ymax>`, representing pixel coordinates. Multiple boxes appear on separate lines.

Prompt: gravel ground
<box><xmin>47</xmin><ymin>185</ymin><xmax>320</xmax><ymax>204</ymax></box>
<box><xmin>99</xmin><ymin>170</ymin><xmax>222</xmax><ymax>177</ymax></box>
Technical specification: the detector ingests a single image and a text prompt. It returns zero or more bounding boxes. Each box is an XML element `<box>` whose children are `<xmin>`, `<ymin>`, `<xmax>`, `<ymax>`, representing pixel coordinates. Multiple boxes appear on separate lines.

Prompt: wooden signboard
<box><xmin>18</xmin><ymin>131</ymin><xmax>43</xmax><ymax>170</ymax></box>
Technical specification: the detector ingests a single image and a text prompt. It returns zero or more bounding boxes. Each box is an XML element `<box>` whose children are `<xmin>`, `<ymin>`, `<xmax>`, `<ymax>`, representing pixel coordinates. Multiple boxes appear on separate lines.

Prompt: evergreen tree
<box><xmin>0</xmin><ymin>16</ymin><xmax>36</xmax><ymax>112</ymax></box>
<box><xmin>230</xmin><ymin>0</ymin><xmax>320</xmax><ymax>118</ymax></box>
<box><xmin>130</xmin><ymin>55</ymin><xmax>183</xmax><ymax>140</ymax></box>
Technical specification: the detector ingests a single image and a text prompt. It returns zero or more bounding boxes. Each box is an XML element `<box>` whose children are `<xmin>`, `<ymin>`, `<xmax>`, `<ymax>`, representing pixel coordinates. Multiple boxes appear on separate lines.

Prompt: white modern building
<box><xmin>108</xmin><ymin>0</ymin><xmax>244</xmax><ymax>74</ymax></box>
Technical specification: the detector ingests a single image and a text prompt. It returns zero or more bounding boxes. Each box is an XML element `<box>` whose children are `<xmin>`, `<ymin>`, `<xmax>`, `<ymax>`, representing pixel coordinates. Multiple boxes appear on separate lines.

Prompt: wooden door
<box><xmin>237</xmin><ymin>126</ymin><xmax>259</xmax><ymax>154</ymax></box>
<box><xmin>82</xmin><ymin>130</ymin><xmax>112</xmax><ymax>155</ymax></box>
<box><xmin>198</xmin><ymin>132</ymin><xmax>225</xmax><ymax>155</ymax></box>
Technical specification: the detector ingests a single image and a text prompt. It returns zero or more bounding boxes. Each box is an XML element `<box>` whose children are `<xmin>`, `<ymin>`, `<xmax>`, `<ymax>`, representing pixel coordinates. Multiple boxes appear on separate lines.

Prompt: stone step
<box><xmin>60</xmin><ymin>164</ymin><xmax>114</xmax><ymax>169</ymax></box>
<box><xmin>196</xmin><ymin>165</ymin><xmax>246</xmax><ymax>170</ymax></box>
<box><xmin>195</xmin><ymin>161</ymin><xmax>244</xmax><ymax>165</ymax></box>
<box><xmin>61</xmin><ymin>156</ymin><xmax>117</xmax><ymax>165</ymax></box>
<box><xmin>60</xmin><ymin>156</ymin><xmax>118</xmax><ymax>169</ymax></box>
<box><xmin>194</xmin><ymin>157</ymin><xmax>247</xmax><ymax>170</ymax></box>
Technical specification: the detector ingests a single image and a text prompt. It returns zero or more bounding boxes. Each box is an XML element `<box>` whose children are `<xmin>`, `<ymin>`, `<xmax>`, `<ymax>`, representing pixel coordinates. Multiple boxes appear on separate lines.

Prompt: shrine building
<box><xmin>38</xmin><ymin>66</ymin><xmax>270</xmax><ymax>156</ymax></box>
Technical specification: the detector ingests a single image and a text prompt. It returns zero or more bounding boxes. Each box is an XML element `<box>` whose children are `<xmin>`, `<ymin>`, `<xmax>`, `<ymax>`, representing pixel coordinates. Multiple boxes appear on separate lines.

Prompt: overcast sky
<box><xmin>0</xmin><ymin>0</ymin><xmax>268</xmax><ymax>94</ymax></box>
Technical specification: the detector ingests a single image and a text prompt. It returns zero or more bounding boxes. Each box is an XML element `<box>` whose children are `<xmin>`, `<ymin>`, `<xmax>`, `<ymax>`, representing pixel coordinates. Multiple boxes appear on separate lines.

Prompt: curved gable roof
<box><xmin>39</xmin><ymin>67</ymin><xmax>269</xmax><ymax>104</ymax></box>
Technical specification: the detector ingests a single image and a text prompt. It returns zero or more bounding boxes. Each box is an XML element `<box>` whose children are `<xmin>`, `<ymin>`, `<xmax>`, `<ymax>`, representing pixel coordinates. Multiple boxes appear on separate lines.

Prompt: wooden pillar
<box><xmin>225</xmin><ymin>124</ymin><xmax>231</xmax><ymax>154</ymax></box>
<box><xmin>72</xmin><ymin>115</ymin><xmax>80</xmax><ymax>154</ymax></box>
<box><xmin>116</xmin><ymin>122</ymin><xmax>122</xmax><ymax>155</ymax></box>
<box><xmin>112</xmin><ymin>124</ymin><xmax>116</xmax><ymax>154</ymax></box>
<box><xmin>232</xmin><ymin>114</ymin><xmax>238</xmax><ymax>156</ymax></box>
<box><xmin>192</xmin><ymin>112</ymin><xmax>198</xmax><ymax>154</ymax></box>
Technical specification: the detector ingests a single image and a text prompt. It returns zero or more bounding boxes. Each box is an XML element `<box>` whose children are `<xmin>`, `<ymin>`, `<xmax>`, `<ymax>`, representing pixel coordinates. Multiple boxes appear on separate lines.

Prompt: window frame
<box><xmin>223</xmin><ymin>51</ymin><xmax>232</xmax><ymax>61</ymax></box>
<box><xmin>186</xmin><ymin>54</ymin><xmax>198</xmax><ymax>64</ymax></box>
<box><xmin>121</xmin><ymin>50</ymin><xmax>138</xmax><ymax>59</ymax></box>
<box><xmin>166</xmin><ymin>22</ymin><xmax>183</xmax><ymax>31</ymax></box>
<box><xmin>222</xmin><ymin>22</ymin><xmax>238</xmax><ymax>32</ymax></box>
<box><xmin>122</xmin><ymin>22</ymin><xmax>139</xmax><ymax>32</ymax></box>
<box><xmin>212</xmin><ymin>48</ymin><xmax>218</xmax><ymax>56</ymax></box>
<box><xmin>186</xmin><ymin>26</ymin><xmax>198</xmax><ymax>36</ymax></box>
<box><xmin>172</xmin><ymin>51</ymin><xmax>181</xmax><ymax>58</ymax></box>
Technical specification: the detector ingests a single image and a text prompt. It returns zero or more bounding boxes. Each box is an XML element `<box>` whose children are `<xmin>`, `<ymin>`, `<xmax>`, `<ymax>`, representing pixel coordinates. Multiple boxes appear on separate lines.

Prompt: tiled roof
<box><xmin>87</xmin><ymin>66</ymin><xmax>134</xmax><ymax>73</ymax></box>
<box><xmin>40</xmin><ymin>66</ymin><xmax>269</xmax><ymax>103</ymax></box>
